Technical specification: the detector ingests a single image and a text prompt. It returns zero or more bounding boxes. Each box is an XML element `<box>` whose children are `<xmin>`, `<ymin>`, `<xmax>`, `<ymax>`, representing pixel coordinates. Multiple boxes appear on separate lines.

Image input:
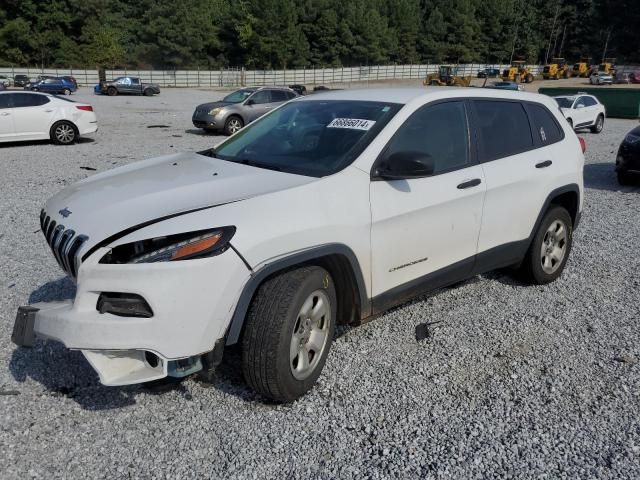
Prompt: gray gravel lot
<box><xmin>1</xmin><ymin>88</ymin><xmax>640</xmax><ymax>479</ymax></box>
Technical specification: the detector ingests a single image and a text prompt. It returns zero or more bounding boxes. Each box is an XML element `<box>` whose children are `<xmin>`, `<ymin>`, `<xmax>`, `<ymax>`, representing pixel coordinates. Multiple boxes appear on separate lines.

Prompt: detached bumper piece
<box><xmin>12</xmin><ymin>306</ymin><xmax>39</xmax><ymax>347</ymax></box>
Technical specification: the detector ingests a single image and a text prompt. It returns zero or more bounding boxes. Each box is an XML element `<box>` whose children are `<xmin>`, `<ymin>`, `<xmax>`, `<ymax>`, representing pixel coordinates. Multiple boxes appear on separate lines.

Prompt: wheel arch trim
<box><xmin>225</xmin><ymin>244</ymin><xmax>369</xmax><ymax>345</ymax></box>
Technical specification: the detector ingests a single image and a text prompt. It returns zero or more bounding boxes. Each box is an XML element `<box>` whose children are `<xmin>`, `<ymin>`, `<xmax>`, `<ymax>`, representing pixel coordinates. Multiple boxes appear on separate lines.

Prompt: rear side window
<box><xmin>270</xmin><ymin>90</ymin><xmax>289</xmax><ymax>102</ymax></box>
<box><xmin>12</xmin><ymin>93</ymin><xmax>50</xmax><ymax>107</ymax></box>
<box><xmin>527</xmin><ymin>104</ymin><xmax>564</xmax><ymax>146</ymax></box>
<box><xmin>383</xmin><ymin>101</ymin><xmax>470</xmax><ymax>175</ymax></box>
<box><xmin>250</xmin><ymin>90</ymin><xmax>272</xmax><ymax>104</ymax></box>
<box><xmin>473</xmin><ymin>100</ymin><xmax>533</xmax><ymax>161</ymax></box>
<box><xmin>0</xmin><ymin>94</ymin><xmax>11</xmax><ymax>109</ymax></box>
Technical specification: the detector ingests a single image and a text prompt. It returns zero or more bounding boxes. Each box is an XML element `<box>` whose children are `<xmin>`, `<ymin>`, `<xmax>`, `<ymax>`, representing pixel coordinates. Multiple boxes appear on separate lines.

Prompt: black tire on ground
<box><xmin>63</xmin><ymin>88</ymin><xmax>71</xmax><ymax>96</ymax></box>
<box><xmin>526</xmin><ymin>74</ymin><xmax>534</xmax><ymax>83</ymax></box>
<box><xmin>107</xmin><ymin>87</ymin><xmax>117</xmax><ymax>96</ymax></box>
<box><xmin>617</xmin><ymin>170</ymin><xmax>635</xmax><ymax>186</ymax></box>
<box><xmin>50</xmin><ymin>121</ymin><xmax>78</xmax><ymax>145</ymax></box>
<box><xmin>242</xmin><ymin>266</ymin><xmax>337</xmax><ymax>402</ymax></box>
<box><xmin>519</xmin><ymin>206</ymin><xmax>573</xmax><ymax>285</ymax></box>
<box><xmin>224</xmin><ymin>115</ymin><xmax>244</xmax><ymax>136</ymax></box>
<box><xmin>590</xmin><ymin>114</ymin><xmax>604</xmax><ymax>134</ymax></box>
<box><xmin>143</xmin><ymin>88</ymin><xmax>153</xmax><ymax>96</ymax></box>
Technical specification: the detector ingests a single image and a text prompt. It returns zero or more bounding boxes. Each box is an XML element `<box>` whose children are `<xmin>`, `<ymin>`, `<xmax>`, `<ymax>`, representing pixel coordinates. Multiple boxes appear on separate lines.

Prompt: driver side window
<box><xmin>249</xmin><ymin>90</ymin><xmax>272</xmax><ymax>104</ymax></box>
<box><xmin>383</xmin><ymin>101</ymin><xmax>470</xmax><ymax>176</ymax></box>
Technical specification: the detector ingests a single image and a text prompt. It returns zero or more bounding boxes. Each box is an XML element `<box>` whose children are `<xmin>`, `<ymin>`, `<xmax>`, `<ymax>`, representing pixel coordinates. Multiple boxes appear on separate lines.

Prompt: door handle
<box><xmin>457</xmin><ymin>178</ymin><xmax>481</xmax><ymax>189</ymax></box>
<box><xmin>535</xmin><ymin>160</ymin><xmax>553</xmax><ymax>168</ymax></box>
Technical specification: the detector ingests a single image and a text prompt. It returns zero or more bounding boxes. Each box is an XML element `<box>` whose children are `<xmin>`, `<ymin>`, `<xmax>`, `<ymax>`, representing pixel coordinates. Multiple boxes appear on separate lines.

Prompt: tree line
<box><xmin>0</xmin><ymin>0</ymin><xmax>637</xmax><ymax>69</ymax></box>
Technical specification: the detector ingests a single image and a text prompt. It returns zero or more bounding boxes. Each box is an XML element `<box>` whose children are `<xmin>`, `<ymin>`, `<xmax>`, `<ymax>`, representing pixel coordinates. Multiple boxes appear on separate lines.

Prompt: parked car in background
<box><xmin>477</xmin><ymin>67</ymin><xmax>501</xmax><ymax>78</ymax></box>
<box><xmin>25</xmin><ymin>77</ymin><xmax>77</xmax><ymax>95</ymax></box>
<box><xmin>289</xmin><ymin>84</ymin><xmax>307</xmax><ymax>95</ymax></box>
<box><xmin>616</xmin><ymin>126</ymin><xmax>640</xmax><ymax>185</ymax></box>
<box><xmin>629</xmin><ymin>71</ymin><xmax>640</xmax><ymax>84</ymax></box>
<box><xmin>554</xmin><ymin>94</ymin><xmax>605</xmax><ymax>133</ymax></box>
<box><xmin>97</xmin><ymin>76</ymin><xmax>160</xmax><ymax>96</ymax></box>
<box><xmin>0</xmin><ymin>91</ymin><xmax>97</xmax><ymax>144</ymax></box>
<box><xmin>13</xmin><ymin>75</ymin><xmax>29</xmax><ymax>87</ymax></box>
<box><xmin>13</xmin><ymin>88</ymin><xmax>584</xmax><ymax>402</ymax></box>
<box><xmin>589</xmin><ymin>71</ymin><xmax>613</xmax><ymax>85</ymax></box>
<box><xmin>0</xmin><ymin>76</ymin><xmax>11</xmax><ymax>88</ymax></box>
<box><xmin>61</xmin><ymin>76</ymin><xmax>78</xmax><ymax>89</ymax></box>
<box><xmin>487</xmin><ymin>81</ymin><xmax>524</xmax><ymax>91</ymax></box>
<box><xmin>192</xmin><ymin>86</ymin><xmax>297</xmax><ymax>135</ymax></box>
<box><xmin>0</xmin><ymin>82</ymin><xmax>5</xmax><ymax>92</ymax></box>
<box><xmin>614</xmin><ymin>72</ymin><xmax>631</xmax><ymax>84</ymax></box>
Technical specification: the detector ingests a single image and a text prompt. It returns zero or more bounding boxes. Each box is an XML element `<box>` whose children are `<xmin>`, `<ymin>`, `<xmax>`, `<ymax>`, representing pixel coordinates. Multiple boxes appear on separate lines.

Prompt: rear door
<box><xmin>11</xmin><ymin>93</ymin><xmax>55</xmax><ymax>139</ymax></box>
<box><xmin>0</xmin><ymin>94</ymin><xmax>15</xmax><ymax>140</ymax></box>
<box><xmin>472</xmin><ymin>99</ymin><xmax>564</xmax><ymax>265</ymax></box>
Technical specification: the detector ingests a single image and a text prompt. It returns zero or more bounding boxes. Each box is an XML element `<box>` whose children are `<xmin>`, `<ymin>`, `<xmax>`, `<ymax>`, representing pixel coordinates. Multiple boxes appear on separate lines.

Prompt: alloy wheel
<box><xmin>540</xmin><ymin>220</ymin><xmax>568</xmax><ymax>274</ymax></box>
<box><xmin>55</xmin><ymin>124</ymin><xmax>75</xmax><ymax>144</ymax></box>
<box><xmin>289</xmin><ymin>289</ymin><xmax>331</xmax><ymax>381</ymax></box>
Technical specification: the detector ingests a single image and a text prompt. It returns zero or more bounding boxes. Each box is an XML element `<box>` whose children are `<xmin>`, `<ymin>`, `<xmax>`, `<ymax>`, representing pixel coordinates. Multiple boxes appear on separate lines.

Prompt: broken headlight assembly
<box><xmin>100</xmin><ymin>227</ymin><xmax>236</xmax><ymax>264</ymax></box>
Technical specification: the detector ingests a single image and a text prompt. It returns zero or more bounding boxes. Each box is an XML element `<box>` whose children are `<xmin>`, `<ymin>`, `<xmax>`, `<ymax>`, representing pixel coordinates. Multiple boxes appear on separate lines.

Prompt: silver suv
<box><xmin>192</xmin><ymin>87</ymin><xmax>297</xmax><ymax>135</ymax></box>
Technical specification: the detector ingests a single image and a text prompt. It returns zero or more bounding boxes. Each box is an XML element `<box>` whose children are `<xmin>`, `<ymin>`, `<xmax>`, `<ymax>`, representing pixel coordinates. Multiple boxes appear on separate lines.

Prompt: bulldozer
<box><xmin>423</xmin><ymin>65</ymin><xmax>471</xmax><ymax>87</ymax></box>
<box><xmin>542</xmin><ymin>58</ymin><xmax>570</xmax><ymax>79</ymax></box>
<box><xmin>501</xmin><ymin>61</ymin><xmax>534</xmax><ymax>83</ymax></box>
<box><xmin>570</xmin><ymin>57</ymin><xmax>593</xmax><ymax>78</ymax></box>
<box><xmin>598</xmin><ymin>58</ymin><xmax>617</xmax><ymax>75</ymax></box>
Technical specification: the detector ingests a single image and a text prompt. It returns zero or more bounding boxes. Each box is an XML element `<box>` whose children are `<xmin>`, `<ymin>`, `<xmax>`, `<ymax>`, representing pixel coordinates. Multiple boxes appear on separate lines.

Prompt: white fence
<box><xmin>1</xmin><ymin>63</ymin><xmax>637</xmax><ymax>88</ymax></box>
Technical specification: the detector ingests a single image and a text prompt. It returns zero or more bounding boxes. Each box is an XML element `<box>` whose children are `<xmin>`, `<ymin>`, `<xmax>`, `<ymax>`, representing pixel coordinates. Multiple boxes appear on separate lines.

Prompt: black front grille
<box><xmin>40</xmin><ymin>210</ymin><xmax>88</xmax><ymax>278</ymax></box>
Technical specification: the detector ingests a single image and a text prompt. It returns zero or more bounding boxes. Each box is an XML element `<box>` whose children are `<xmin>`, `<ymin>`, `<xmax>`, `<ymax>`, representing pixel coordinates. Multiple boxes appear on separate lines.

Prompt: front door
<box><xmin>370</xmin><ymin>101</ymin><xmax>486</xmax><ymax>309</ymax></box>
<box><xmin>245</xmin><ymin>90</ymin><xmax>275</xmax><ymax>122</ymax></box>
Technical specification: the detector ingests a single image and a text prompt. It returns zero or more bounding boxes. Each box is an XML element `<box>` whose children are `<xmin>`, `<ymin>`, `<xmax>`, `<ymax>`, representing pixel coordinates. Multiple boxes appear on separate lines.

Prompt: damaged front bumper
<box><xmin>12</xmin><ymin>247</ymin><xmax>250</xmax><ymax>386</ymax></box>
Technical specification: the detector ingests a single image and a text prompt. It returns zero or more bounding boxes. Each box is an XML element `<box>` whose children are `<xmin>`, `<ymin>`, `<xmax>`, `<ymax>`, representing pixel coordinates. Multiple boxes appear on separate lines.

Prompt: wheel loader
<box><xmin>598</xmin><ymin>58</ymin><xmax>617</xmax><ymax>76</ymax></box>
<box><xmin>570</xmin><ymin>57</ymin><xmax>593</xmax><ymax>78</ymax></box>
<box><xmin>501</xmin><ymin>61</ymin><xmax>534</xmax><ymax>83</ymax></box>
<box><xmin>542</xmin><ymin>58</ymin><xmax>570</xmax><ymax>80</ymax></box>
<box><xmin>423</xmin><ymin>65</ymin><xmax>471</xmax><ymax>87</ymax></box>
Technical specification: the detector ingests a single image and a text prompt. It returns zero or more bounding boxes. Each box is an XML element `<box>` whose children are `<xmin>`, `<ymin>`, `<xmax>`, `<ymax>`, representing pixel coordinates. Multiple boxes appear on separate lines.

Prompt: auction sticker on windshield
<box><xmin>327</xmin><ymin>118</ymin><xmax>376</xmax><ymax>130</ymax></box>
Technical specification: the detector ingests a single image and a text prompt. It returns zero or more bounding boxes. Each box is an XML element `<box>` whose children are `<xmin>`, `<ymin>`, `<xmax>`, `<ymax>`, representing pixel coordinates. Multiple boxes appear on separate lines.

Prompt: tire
<box><xmin>143</xmin><ymin>88</ymin><xmax>153</xmax><ymax>96</ymax></box>
<box><xmin>617</xmin><ymin>171</ymin><xmax>635</xmax><ymax>186</ymax></box>
<box><xmin>242</xmin><ymin>266</ymin><xmax>337</xmax><ymax>402</ymax></box>
<box><xmin>526</xmin><ymin>74</ymin><xmax>534</xmax><ymax>83</ymax></box>
<box><xmin>50</xmin><ymin>121</ymin><xmax>77</xmax><ymax>145</ymax></box>
<box><xmin>590</xmin><ymin>114</ymin><xmax>604</xmax><ymax>134</ymax></box>
<box><xmin>520</xmin><ymin>206</ymin><xmax>573</xmax><ymax>285</ymax></box>
<box><xmin>63</xmin><ymin>88</ymin><xmax>71</xmax><ymax>96</ymax></box>
<box><xmin>224</xmin><ymin>115</ymin><xmax>244</xmax><ymax>135</ymax></box>
<box><xmin>107</xmin><ymin>87</ymin><xmax>117</xmax><ymax>96</ymax></box>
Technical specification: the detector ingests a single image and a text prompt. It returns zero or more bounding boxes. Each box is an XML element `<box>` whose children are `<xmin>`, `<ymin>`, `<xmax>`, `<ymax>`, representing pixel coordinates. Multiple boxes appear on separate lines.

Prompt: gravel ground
<box><xmin>1</xmin><ymin>88</ymin><xmax>639</xmax><ymax>479</ymax></box>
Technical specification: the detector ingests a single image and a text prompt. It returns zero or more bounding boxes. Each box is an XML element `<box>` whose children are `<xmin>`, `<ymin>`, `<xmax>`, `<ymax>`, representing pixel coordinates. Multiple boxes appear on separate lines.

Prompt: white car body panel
<box><xmin>0</xmin><ymin>92</ymin><xmax>97</xmax><ymax>143</ymax></box>
<box><xmin>19</xmin><ymin>87</ymin><xmax>585</xmax><ymax>385</ymax></box>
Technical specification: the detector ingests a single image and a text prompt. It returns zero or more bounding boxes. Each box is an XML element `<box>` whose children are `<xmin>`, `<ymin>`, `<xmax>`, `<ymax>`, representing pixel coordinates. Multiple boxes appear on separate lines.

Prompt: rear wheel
<box><xmin>50</xmin><ymin>121</ymin><xmax>77</xmax><ymax>145</ymax></box>
<box><xmin>520</xmin><ymin>206</ymin><xmax>572</xmax><ymax>285</ymax></box>
<box><xmin>242</xmin><ymin>266</ymin><xmax>336</xmax><ymax>402</ymax></box>
<box><xmin>590</xmin><ymin>114</ymin><xmax>604</xmax><ymax>133</ymax></box>
<box><xmin>107</xmin><ymin>87</ymin><xmax>117</xmax><ymax>96</ymax></box>
<box><xmin>224</xmin><ymin>115</ymin><xmax>244</xmax><ymax>135</ymax></box>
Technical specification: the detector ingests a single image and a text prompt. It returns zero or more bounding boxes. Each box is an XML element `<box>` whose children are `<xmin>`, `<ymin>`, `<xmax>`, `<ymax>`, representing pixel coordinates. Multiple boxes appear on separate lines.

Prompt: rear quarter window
<box><xmin>526</xmin><ymin>103</ymin><xmax>564</xmax><ymax>146</ymax></box>
<box><xmin>473</xmin><ymin>100</ymin><xmax>534</xmax><ymax>162</ymax></box>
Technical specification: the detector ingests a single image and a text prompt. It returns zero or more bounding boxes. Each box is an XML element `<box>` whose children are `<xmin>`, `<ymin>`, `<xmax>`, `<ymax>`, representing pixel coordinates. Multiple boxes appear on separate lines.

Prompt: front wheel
<box><xmin>590</xmin><ymin>114</ymin><xmax>604</xmax><ymax>133</ymax></box>
<box><xmin>519</xmin><ymin>206</ymin><xmax>573</xmax><ymax>284</ymax></box>
<box><xmin>242</xmin><ymin>266</ymin><xmax>336</xmax><ymax>402</ymax></box>
<box><xmin>107</xmin><ymin>87</ymin><xmax>117</xmax><ymax>96</ymax></box>
<box><xmin>143</xmin><ymin>88</ymin><xmax>154</xmax><ymax>96</ymax></box>
<box><xmin>50</xmin><ymin>121</ymin><xmax>77</xmax><ymax>145</ymax></box>
<box><xmin>224</xmin><ymin>115</ymin><xmax>244</xmax><ymax>135</ymax></box>
<box><xmin>63</xmin><ymin>88</ymin><xmax>71</xmax><ymax>96</ymax></box>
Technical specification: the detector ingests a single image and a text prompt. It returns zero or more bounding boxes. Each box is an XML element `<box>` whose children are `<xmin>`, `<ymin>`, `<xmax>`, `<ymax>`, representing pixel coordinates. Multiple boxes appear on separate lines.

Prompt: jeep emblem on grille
<box><xmin>59</xmin><ymin>207</ymin><xmax>72</xmax><ymax>218</ymax></box>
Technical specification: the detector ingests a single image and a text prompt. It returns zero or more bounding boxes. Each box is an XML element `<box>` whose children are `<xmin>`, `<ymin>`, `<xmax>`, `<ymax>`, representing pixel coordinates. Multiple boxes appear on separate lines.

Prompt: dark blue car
<box><xmin>477</xmin><ymin>68</ymin><xmax>501</xmax><ymax>78</ymax></box>
<box><xmin>25</xmin><ymin>77</ymin><xmax>77</xmax><ymax>95</ymax></box>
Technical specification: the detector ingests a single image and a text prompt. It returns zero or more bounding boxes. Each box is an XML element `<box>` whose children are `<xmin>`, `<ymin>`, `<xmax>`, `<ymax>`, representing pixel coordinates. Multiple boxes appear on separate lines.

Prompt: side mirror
<box><xmin>375</xmin><ymin>152</ymin><xmax>435</xmax><ymax>180</ymax></box>
<box><xmin>246</xmin><ymin>99</ymin><xmax>255</xmax><ymax>106</ymax></box>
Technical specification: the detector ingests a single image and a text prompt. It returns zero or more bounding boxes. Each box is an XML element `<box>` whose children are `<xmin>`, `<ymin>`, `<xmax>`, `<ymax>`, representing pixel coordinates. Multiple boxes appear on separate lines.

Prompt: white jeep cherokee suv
<box><xmin>12</xmin><ymin>88</ymin><xmax>584</xmax><ymax>401</ymax></box>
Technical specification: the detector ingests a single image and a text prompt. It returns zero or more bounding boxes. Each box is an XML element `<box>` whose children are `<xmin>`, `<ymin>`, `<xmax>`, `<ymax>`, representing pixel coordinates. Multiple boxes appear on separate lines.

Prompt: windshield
<box><xmin>223</xmin><ymin>89</ymin><xmax>256</xmax><ymax>103</ymax></box>
<box><xmin>210</xmin><ymin>100</ymin><xmax>402</xmax><ymax>177</ymax></box>
<box><xmin>555</xmin><ymin>97</ymin><xmax>575</xmax><ymax>108</ymax></box>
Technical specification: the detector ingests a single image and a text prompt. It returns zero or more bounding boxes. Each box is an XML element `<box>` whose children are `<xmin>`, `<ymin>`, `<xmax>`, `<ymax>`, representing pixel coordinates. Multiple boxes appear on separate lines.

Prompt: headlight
<box><xmin>208</xmin><ymin>107</ymin><xmax>222</xmax><ymax>116</ymax></box>
<box><xmin>625</xmin><ymin>133</ymin><xmax>640</xmax><ymax>144</ymax></box>
<box><xmin>100</xmin><ymin>227</ymin><xmax>235</xmax><ymax>264</ymax></box>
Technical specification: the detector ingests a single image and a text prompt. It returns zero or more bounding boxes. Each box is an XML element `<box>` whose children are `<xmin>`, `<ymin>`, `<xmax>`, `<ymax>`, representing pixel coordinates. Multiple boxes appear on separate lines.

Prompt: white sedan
<box><xmin>554</xmin><ymin>94</ymin><xmax>606</xmax><ymax>133</ymax></box>
<box><xmin>0</xmin><ymin>91</ymin><xmax>97</xmax><ymax>145</ymax></box>
<box><xmin>590</xmin><ymin>71</ymin><xmax>613</xmax><ymax>85</ymax></box>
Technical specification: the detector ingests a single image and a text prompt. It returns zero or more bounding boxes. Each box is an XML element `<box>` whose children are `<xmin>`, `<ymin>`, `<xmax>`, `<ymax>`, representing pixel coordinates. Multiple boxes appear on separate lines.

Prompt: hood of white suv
<box><xmin>43</xmin><ymin>151</ymin><xmax>316</xmax><ymax>252</ymax></box>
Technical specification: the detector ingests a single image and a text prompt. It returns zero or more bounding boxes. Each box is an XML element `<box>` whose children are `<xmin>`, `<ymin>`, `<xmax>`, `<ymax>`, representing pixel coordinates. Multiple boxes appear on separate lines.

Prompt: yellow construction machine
<box><xmin>542</xmin><ymin>58</ymin><xmax>570</xmax><ymax>79</ymax></box>
<box><xmin>501</xmin><ymin>61</ymin><xmax>534</xmax><ymax>83</ymax></box>
<box><xmin>424</xmin><ymin>65</ymin><xmax>471</xmax><ymax>87</ymax></box>
<box><xmin>598</xmin><ymin>58</ymin><xmax>617</xmax><ymax>75</ymax></box>
<box><xmin>570</xmin><ymin>57</ymin><xmax>593</xmax><ymax>78</ymax></box>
